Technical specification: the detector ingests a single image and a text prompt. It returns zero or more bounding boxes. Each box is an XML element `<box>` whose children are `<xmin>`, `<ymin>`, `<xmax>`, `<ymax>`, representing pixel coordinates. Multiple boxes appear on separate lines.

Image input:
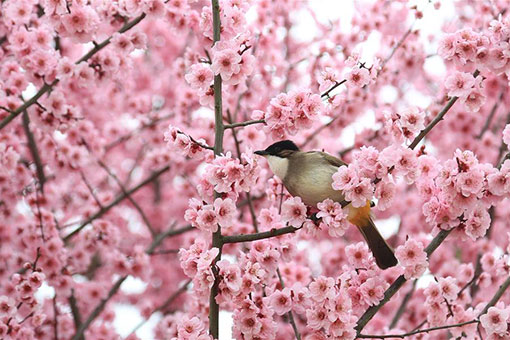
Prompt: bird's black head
<box><xmin>255</xmin><ymin>140</ymin><xmax>299</xmax><ymax>157</ymax></box>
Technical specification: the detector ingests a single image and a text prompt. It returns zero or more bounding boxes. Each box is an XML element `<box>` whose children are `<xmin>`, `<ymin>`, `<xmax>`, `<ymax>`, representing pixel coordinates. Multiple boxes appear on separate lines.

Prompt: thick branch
<box><xmin>477</xmin><ymin>276</ymin><xmax>510</xmax><ymax>317</ymax></box>
<box><xmin>320</xmin><ymin>79</ymin><xmax>347</xmax><ymax>98</ymax></box>
<box><xmin>222</xmin><ymin>225</ymin><xmax>301</xmax><ymax>244</ymax></box>
<box><xmin>409</xmin><ymin>70</ymin><xmax>480</xmax><ymax>150</ymax></box>
<box><xmin>355</xmin><ymin>229</ymin><xmax>452</xmax><ymax>333</ymax></box>
<box><xmin>71</xmin><ymin>276</ymin><xmax>127</xmax><ymax>340</ymax></box>
<box><xmin>358</xmin><ymin>320</ymin><xmax>478</xmax><ymax>339</ymax></box>
<box><xmin>63</xmin><ymin>165</ymin><xmax>170</xmax><ymax>243</ymax></box>
<box><xmin>209</xmin><ymin>0</ymin><xmax>224</xmax><ymax>337</ymax></box>
<box><xmin>0</xmin><ymin>13</ymin><xmax>146</xmax><ymax>131</ymax></box>
<box><xmin>359</xmin><ymin>274</ymin><xmax>510</xmax><ymax>339</ymax></box>
<box><xmin>477</xmin><ymin>91</ymin><xmax>504</xmax><ymax>139</ymax></box>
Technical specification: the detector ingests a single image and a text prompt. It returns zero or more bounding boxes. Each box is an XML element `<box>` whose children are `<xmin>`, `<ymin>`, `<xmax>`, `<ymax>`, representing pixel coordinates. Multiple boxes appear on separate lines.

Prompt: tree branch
<box><xmin>358</xmin><ymin>320</ymin><xmax>478</xmax><ymax>339</ymax></box>
<box><xmin>389</xmin><ymin>281</ymin><xmax>416</xmax><ymax>329</ymax></box>
<box><xmin>222</xmin><ymin>225</ymin><xmax>302</xmax><ymax>244</ymax></box>
<box><xmin>22</xmin><ymin>110</ymin><xmax>46</xmax><ymax>192</ymax></box>
<box><xmin>63</xmin><ymin>165</ymin><xmax>170</xmax><ymax>243</ymax></box>
<box><xmin>71</xmin><ymin>276</ymin><xmax>127</xmax><ymax>340</ymax></box>
<box><xmin>126</xmin><ymin>279</ymin><xmax>191</xmax><ymax>337</ymax></box>
<box><xmin>145</xmin><ymin>224</ymin><xmax>193</xmax><ymax>255</ymax></box>
<box><xmin>355</xmin><ymin>229</ymin><xmax>452</xmax><ymax>333</ymax></box>
<box><xmin>320</xmin><ymin>79</ymin><xmax>347</xmax><ymax>98</ymax></box>
<box><xmin>69</xmin><ymin>289</ymin><xmax>83</xmax><ymax>340</ymax></box>
<box><xmin>477</xmin><ymin>91</ymin><xmax>504</xmax><ymax>139</ymax></box>
<box><xmin>224</xmin><ymin>119</ymin><xmax>266</xmax><ymax>129</ymax></box>
<box><xmin>209</xmin><ymin>0</ymin><xmax>224</xmax><ymax>337</ymax></box>
<box><xmin>409</xmin><ymin>70</ymin><xmax>480</xmax><ymax>150</ymax></box>
<box><xmin>97</xmin><ymin>160</ymin><xmax>157</xmax><ymax>237</ymax></box>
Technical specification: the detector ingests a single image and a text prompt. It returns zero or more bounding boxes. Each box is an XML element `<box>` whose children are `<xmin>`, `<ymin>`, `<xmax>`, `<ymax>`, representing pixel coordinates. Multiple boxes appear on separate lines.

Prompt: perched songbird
<box><xmin>255</xmin><ymin>140</ymin><xmax>397</xmax><ymax>269</ymax></box>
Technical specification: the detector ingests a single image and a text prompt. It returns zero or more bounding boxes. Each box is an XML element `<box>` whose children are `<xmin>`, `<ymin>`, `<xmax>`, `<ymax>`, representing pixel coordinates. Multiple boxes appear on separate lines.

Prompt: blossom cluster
<box><xmin>253</xmin><ymin>89</ymin><xmax>324</xmax><ymax>138</ymax></box>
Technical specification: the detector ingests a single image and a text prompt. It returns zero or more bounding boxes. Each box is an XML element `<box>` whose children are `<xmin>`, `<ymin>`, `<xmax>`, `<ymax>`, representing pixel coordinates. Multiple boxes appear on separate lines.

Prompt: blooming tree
<box><xmin>1</xmin><ymin>0</ymin><xmax>510</xmax><ymax>339</ymax></box>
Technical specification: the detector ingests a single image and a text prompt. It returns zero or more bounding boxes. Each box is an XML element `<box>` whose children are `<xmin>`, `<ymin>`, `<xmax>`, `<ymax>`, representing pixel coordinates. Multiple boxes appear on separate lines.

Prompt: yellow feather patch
<box><xmin>347</xmin><ymin>200</ymin><xmax>372</xmax><ymax>227</ymax></box>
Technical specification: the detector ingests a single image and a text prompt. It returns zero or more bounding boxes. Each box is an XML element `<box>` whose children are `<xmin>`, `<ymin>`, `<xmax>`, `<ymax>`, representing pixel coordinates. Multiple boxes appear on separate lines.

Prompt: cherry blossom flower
<box><xmin>480</xmin><ymin>307</ymin><xmax>510</xmax><ymax>335</ymax></box>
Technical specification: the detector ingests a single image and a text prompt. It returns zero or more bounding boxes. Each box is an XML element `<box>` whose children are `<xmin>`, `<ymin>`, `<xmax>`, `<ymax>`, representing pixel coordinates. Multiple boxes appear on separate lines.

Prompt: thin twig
<box><xmin>104</xmin><ymin>113</ymin><xmax>174</xmax><ymax>152</ymax></box>
<box><xmin>71</xmin><ymin>276</ymin><xmax>128</xmax><ymax>340</ymax></box>
<box><xmin>145</xmin><ymin>224</ymin><xmax>193</xmax><ymax>255</ymax></box>
<box><xmin>126</xmin><ymin>279</ymin><xmax>191</xmax><ymax>337</ymax></box>
<box><xmin>477</xmin><ymin>91</ymin><xmax>504</xmax><ymax>139</ymax></box>
<box><xmin>63</xmin><ymin>165</ymin><xmax>170</xmax><ymax>243</ymax></box>
<box><xmin>53</xmin><ymin>295</ymin><xmax>59</xmax><ymax>340</ymax></box>
<box><xmin>22</xmin><ymin>110</ymin><xmax>46</xmax><ymax>192</ymax></box>
<box><xmin>389</xmin><ymin>280</ymin><xmax>416</xmax><ymax>329</ymax></box>
<box><xmin>358</xmin><ymin>320</ymin><xmax>478</xmax><ymax>339</ymax></box>
<box><xmin>69</xmin><ymin>289</ymin><xmax>83</xmax><ymax>340</ymax></box>
<box><xmin>276</xmin><ymin>268</ymin><xmax>301</xmax><ymax>340</ymax></box>
<box><xmin>477</xmin><ymin>276</ymin><xmax>510</xmax><ymax>317</ymax></box>
<box><xmin>177</xmin><ymin>131</ymin><xmax>214</xmax><ymax>150</ymax></box>
<box><xmin>379</xmin><ymin>26</ymin><xmax>414</xmax><ymax>73</ymax></box>
<box><xmin>224</xmin><ymin>119</ymin><xmax>265</xmax><ymax>129</ymax></box>
<box><xmin>79</xmin><ymin>171</ymin><xmax>103</xmax><ymax>208</ymax></box>
<box><xmin>227</xmin><ymin>110</ymin><xmax>259</xmax><ymax>233</ymax></box>
<box><xmin>209</xmin><ymin>0</ymin><xmax>225</xmax><ymax>337</ymax></box>
<box><xmin>97</xmin><ymin>160</ymin><xmax>157</xmax><ymax>237</ymax></box>
<box><xmin>320</xmin><ymin>79</ymin><xmax>347</xmax><ymax>98</ymax></box>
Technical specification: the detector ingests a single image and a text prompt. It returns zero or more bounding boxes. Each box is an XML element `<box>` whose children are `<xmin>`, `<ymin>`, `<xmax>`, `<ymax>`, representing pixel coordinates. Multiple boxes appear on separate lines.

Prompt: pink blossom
<box><xmin>332</xmin><ymin>166</ymin><xmax>358</xmax><ymax>191</ymax></box>
<box><xmin>438</xmin><ymin>277</ymin><xmax>460</xmax><ymax>303</ymax></box>
<box><xmin>444</xmin><ymin>72</ymin><xmax>475</xmax><ymax>98</ymax></box>
<box><xmin>309</xmin><ymin>276</ymin><xmax>335</xmax><ymax>302</ymax></box>
<box><xmin>281</xmin><ymin>197</ymin><xmax>307</xmax><ymax>227</ymax></box>
<box><xmin>268</xmin><ymin>288</ymin><xmax>292</xmax><ymax>315</ymax></box>
<box><xmin>463</xmin><ymin>88</ymin><xmax>486</xmax><ymax>112</ymax></box>
<box><xmin>306</xmin><ymin>306</ymin><xmax>330</xmax><ymax>330</ymax></box>
<box><xmin>195</xmin><ymin>205</ymin><xmax>218</xmax><ymax>233</ymax></box>
<box><xmin>177</xmin><ymin>316</ymin><xmax>204</xmax><ymax>339</ymax></box>
<box><xmin>503</xmin><ymin>124</ymin><xmax>510</xmax><ymax>146</ymax></box>
<box><xmin>345</xmin><ymin>242</ymin><xmax>372</xmax><ymax>268</ymax></box>
<box><xmin>213</xmin><ymin>198</ymin><xmax>236</xmax><ymax>228</ymax></box>
<box><xmin>359</xmin><ymin>277</ymin><xmax>385</xmax><ymax>306</ymax></box>
<box><xmin>346</xmin><ymin>67</ymin><xmax>370</xmax><ymax>87</ymax></box>
<box><xmin>218</xmin><ymin>260</ymin><xmax>242</xmax><ymax>292</ymax></box>
<box><xmin>185</xmin><ymin>63</ymin><xmax>214</xmax><ymax>90</ymax></box>
<box><xmin>211</xmin><ymin>48</ymin><xmax>241</xmax><ymax>81</ymax></box>
<box><xmin>0</xmin><ymin>296</ymin><xmax>16</xmax><ymax>317</ymax></box>
<box><xmin>399</xmin><ymin>107</ymin><xmax>425</xmax><ymax>137</ymax></box>
<box><xmin>480</xmin><ymin>307</ymin><xmax>510</xmax><ymax>335</ymax></box>
<box><xmin>395</xmin><ymin>238</ymin><xmax>427</xmax><ymax>267</ymax></box>
<box><xmin>344</xmin><ymin>178</ymin><xmax>373</xmax><ymax>208</ymax></box>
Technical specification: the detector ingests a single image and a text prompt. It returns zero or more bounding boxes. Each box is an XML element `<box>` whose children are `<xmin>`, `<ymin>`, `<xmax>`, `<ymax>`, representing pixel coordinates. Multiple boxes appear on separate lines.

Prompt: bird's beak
<box><xmin>255</xmin><ymin>150</ymin><xmax>268</xmax><ymax>156</ymax></box>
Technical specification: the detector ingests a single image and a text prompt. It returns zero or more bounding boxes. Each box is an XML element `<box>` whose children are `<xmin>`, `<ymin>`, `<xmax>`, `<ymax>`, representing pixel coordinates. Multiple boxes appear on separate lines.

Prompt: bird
<box><xmin>255</xmin><ymin>140</ymin><xmax>398</xmax><ymax>269</ymax></box>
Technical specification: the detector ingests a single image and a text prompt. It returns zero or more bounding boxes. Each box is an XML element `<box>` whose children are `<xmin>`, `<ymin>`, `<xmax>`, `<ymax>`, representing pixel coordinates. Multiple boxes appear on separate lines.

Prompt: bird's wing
<box><xmin>309</xmin><ymin>151</ymin><xmax>347</xmax><ymax>168</ymax></box>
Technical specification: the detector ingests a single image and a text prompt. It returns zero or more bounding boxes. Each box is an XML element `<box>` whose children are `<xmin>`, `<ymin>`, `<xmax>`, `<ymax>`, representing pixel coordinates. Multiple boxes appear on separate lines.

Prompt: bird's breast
<box><xmin>284</xmin><ymin>163</ymin><xmax>344</xmax><ymax>206</ymax></box>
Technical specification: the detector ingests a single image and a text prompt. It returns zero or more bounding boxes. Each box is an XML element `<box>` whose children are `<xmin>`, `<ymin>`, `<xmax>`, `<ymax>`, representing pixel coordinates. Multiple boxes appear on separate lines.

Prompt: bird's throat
<box><xmin>266</xmin><ymin>155</ymin><xmax>289</xmax><ymax>180</ymax></box>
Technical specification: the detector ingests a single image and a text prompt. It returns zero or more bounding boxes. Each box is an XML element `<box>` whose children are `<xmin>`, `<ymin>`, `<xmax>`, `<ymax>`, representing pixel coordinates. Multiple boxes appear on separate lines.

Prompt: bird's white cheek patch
<box><xmin>266</xmin><ymin>155</ymin><xmax>289</xmax><ymax>179</ymax></box>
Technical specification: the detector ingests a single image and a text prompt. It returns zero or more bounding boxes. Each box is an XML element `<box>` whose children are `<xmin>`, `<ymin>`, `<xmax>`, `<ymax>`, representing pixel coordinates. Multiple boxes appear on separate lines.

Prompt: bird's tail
<box><xmin>347</xmin><ymin>202</ymin><xmax>398</xmax><ymax>269</ymax></box>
